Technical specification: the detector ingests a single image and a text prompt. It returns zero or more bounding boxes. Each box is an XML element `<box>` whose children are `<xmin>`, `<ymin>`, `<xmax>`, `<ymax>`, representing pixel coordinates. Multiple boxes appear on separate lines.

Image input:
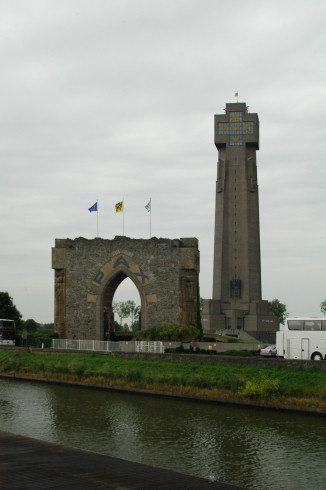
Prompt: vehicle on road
<box><xmin>276</xmin><ymin>318</ymin><xmax>326</xmax><ymax>360</ymax></box>
<box><xmin>0</xmin><ymin>319</ymin><xmax>16</xmax><ymax>346</ymax></box>
<box><xmin>260</xmin><ymin>345</ymin><xmax>277</xmax><ymax>357</ymax></box>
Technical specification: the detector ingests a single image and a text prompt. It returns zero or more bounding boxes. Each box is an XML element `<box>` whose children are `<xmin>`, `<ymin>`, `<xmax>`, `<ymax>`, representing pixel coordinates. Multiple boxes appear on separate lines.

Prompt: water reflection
<box><xmin>0</xmin><ymin>378</ymin><xmax>325</xmax><ymax>489</ymax></box>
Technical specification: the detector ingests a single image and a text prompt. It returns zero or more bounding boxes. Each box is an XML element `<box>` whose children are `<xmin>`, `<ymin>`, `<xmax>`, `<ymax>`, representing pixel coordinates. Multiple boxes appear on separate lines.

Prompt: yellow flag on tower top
<box><xmin>115</xmin><ymin>201</ymin><xmax>123</xmax><ymax>213</ymax></box>
<box><xmin>234</xmin><ymin>92</ymin><xmax>238</xmax><ymax>97</ymax></box>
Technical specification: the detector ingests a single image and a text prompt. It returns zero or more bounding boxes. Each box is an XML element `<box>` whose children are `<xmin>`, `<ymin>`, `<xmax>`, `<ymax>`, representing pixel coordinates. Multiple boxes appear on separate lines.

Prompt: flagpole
<box><xmin>149</xmin><ymin>198</ymin><xmax>151</xmax><ymax>238</ymax></box>
<box><xmin>97</xmin><ymin>199</ymin><xmax>99</xmax><ymax>237</ymax></box>
<box><xmin>123</xmin><ymin>198</ymin><xmax>124</xmax><ymax>236</ymax></box>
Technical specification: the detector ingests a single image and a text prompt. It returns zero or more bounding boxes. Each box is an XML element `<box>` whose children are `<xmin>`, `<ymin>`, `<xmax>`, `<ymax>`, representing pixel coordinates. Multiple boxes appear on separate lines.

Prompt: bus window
<box><xmin>288</xmin><ymin>320</ymin><xmax>303</xmax><ymax>330</ymax></box>
<box><xmin>322</xmin><ymin>321</ymin><xmax>326</xmax><ymax>331</ymax></box>
<box><xmin>304</xmin><ymin>320</ymin><xmax>321</xmax><ymax>331</ymax></box>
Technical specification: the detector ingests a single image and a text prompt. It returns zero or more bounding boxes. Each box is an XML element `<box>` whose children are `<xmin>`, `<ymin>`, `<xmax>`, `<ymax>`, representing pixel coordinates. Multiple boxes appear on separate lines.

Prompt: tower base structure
<box><xmin>202</xmin><ymin>299</ymin><xmax>278</xmax><ymax>342</ymax></box>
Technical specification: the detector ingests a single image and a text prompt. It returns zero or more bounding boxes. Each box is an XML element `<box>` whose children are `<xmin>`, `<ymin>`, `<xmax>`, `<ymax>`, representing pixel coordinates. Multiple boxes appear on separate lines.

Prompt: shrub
<box><xmin>217</xmin><ymin>349</ymin><xmax>260</xmax><ymax>356</ymax></box>
<box><xmin>238</xmin><ymin>375</ymin><xmax>280</xmax><ymax>399</ymax></box>
<box><xmin>165</xmin><ymin>346</ymin><xmax>217</xmax><ymax>355</ymax></box>
<box><xmin>15</xmin><ymin>330</ymin><xmax>59</xmax><ymax>348</ymax></box>
<box><xmin>164</xmin><ymin>345</ymin><xmax>186</xmax><ymax>354</ymax></box>
<box><xmin>135</xmin><ymin>324</ymin><xmax>200</xmax><ymax>341</ymax></box>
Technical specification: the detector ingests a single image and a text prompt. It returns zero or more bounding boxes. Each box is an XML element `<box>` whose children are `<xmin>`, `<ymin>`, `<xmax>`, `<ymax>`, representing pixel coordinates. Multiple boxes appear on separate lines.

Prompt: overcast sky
<box><xmin>1</xmin><ymin>0</ymin><xmax>325</xmax><ymax>323</ymax></box>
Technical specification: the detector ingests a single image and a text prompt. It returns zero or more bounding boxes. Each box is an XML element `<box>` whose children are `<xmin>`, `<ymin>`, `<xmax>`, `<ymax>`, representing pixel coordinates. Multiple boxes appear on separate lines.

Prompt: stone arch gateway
<box><xmin>52</xmin><ymin>236</ymin><xmax>199</xmax><ymax>339</ymax></box>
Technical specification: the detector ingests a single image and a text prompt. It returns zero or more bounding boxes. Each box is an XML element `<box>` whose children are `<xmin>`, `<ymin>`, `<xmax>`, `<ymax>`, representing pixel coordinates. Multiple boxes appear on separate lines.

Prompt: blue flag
<box><xmin>88</xmin><ymin>202</ymin><xmax>97</xmax><ymax>212</ymax></box>
<box><xmin>145</xmin><ymin>199</ymin><xmax>151</xmax><ymax>212</ymax></box>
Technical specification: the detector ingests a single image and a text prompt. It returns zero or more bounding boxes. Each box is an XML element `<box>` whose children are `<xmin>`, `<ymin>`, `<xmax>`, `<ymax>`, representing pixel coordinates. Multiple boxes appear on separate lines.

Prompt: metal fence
<box><xmin>52</xmin><ymin>339</ymin><xmax>120</xmax><ymax>352</ymax></box>
<box><xmin>135</xmin><ymin>341</ymin><xmax>165</xmax><ymax>354</ymax></box>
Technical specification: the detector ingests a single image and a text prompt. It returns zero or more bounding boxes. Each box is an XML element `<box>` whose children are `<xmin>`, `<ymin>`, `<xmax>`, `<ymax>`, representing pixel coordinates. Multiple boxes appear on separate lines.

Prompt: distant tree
<box><xmin>130</xmin><ymin>320</ymin><xmax>140</xmax><ymax>332</ymax></box>
<box><xmin>196</xmin><ymin>288</ymin><xmax>203</xmax><ymax>339</ymax></box>
<box><xmin>41</xmin><ymin>323</ymin><xmax>54</xmax><ymax>330</ymax></box>
<box><xmin>199</xmin><ymin>296</ymin><xmax>203</xmax><ymax>314</ymax></box>
<box><xmin>114</xmin><ymin>320</ymin><xmax>122</xmax><ymax>332</ymax></box>
<box><xmin>113</xmin><ymin>300</ymin><xmax>140</xmax><ymax>330</ymax></box>
<box><xmin>270</xmin><ymin>299</ymin><xmax>289</xmax><ymax>325</ymax></box>
<box><xmin>321</xmin><ymin>299</ymin><xmax>326</xmax><ymax>315</ymax></box>
<box><xmin>0</xmin><ymin>292</ymin><xmax>22</xmax><ymax>328</ymax></box>
<box><xmin>126</xmin><ymin>300</ymin><xmax>140</xmax><ymax>325</ymax></box>
<box><xmin>112</xmin><ymin>301</ymin><xmax>131</xmax><ymax>327</ymax></box>
<box><xmin>24</xmin><ymin>318</ymin><xmax>39</xmax><ymax>332</ymax></box>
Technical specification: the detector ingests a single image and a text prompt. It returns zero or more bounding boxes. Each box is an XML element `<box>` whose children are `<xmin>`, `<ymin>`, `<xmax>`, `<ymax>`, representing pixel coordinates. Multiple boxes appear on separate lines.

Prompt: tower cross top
<box><xmin>217</xmin><ymin>110</ymin><xmax>254</xmax><ymax>146</ymax></box>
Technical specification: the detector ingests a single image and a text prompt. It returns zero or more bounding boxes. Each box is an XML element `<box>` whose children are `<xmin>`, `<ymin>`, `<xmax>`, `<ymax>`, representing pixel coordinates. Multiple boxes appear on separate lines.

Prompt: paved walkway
<box><xmin>0</xmin><ymin>431</ymin><xmax>245</xmax><ymax>489</ymax></box>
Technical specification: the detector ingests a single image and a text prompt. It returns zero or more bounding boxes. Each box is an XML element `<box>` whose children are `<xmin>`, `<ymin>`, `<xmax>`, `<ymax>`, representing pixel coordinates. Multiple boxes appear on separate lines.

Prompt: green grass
<box><xmin>0</xmin><ymin>350</ymin><xmax>325</xmax><ymax>409</ymax></box>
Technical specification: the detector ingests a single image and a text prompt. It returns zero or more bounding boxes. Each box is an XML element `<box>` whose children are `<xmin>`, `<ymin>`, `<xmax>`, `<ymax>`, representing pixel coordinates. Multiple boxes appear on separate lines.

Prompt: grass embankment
<box><xmin>0</xmin><ymin>350</ymin><xmax>325</xmax><ymax>411</ymax></box>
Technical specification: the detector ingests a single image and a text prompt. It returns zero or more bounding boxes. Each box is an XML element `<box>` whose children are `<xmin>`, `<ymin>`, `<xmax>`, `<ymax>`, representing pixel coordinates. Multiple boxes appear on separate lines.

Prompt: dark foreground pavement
<box><xmin>0</xmin><ymin>431</ymin><xmax>245</xmax><ymax>489</ymax></box>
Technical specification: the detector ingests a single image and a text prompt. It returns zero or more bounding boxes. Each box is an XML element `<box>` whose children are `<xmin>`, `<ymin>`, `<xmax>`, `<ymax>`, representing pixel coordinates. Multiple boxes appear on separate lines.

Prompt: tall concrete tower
<box><xmin>203</xmin><ymin>102</ymin><xmax>278</xmax><ymax>338</ymax></box>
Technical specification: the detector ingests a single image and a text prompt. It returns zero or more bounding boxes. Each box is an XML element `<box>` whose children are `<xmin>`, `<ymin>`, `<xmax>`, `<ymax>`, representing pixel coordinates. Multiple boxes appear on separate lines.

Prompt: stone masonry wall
<box><xmin>52</xmin><ymin>236</ymin><xmax>199</xmax><ymax>340</ymax></box>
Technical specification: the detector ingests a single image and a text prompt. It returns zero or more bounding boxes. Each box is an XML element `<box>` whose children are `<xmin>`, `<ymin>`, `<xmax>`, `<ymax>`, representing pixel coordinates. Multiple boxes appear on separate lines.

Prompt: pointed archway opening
<box><xmin>101</xmin><ymin>270</ymin><xmax>143</xmax><ymax>341</ymax></box>
<box><xmin>113</xmin><ymin>277</ymin><xmax>141</xmax><ymax>333</ymax></box>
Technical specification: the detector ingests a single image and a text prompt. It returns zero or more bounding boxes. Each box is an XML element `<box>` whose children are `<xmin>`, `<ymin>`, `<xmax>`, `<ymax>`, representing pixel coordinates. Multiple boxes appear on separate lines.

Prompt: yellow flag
<box><xmin>115</xmin><ymin>201</ymin><xmax>123</xmax><ymax>213</ymax></box>
<box><xmin>234</xmin><ymin>92</ymin><xmax>238</xmax><ymax>97</ymax></box>
<box><xmin>115</xmin><ymin>201</ymin><xmax>123</xmax><ymax>212</ymax></box>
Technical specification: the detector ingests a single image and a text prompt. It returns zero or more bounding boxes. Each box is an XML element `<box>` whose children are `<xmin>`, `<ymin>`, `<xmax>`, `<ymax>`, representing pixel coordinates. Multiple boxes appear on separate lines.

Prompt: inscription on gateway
<box><xmin>92</xmin><ymin>254</ymin><xmax>150</xmax><ymax>287</ymax></box>
<box><xmin>93</xmin><ymin>271</ymin><xmax>104</xmax><ymax>284</ymax></box>
<box><xmin>113</xmin><ymin>256</ymin><xmax>130</xmax><ymax>268</ymax></box>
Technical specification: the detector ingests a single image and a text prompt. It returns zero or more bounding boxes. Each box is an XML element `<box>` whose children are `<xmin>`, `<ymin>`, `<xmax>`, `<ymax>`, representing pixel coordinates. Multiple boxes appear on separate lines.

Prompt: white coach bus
<box><xmin>276</xmin><ymin>318</ymin><xmax>326</xmax><ymax>360</ymax></box>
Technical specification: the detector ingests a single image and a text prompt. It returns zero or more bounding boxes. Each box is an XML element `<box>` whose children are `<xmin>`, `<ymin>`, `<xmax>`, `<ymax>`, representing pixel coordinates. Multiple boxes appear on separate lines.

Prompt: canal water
<box><xmin>0</xmin><ymin>378</ymin><xmax>325</xmax><ymax>490</ymax></box>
